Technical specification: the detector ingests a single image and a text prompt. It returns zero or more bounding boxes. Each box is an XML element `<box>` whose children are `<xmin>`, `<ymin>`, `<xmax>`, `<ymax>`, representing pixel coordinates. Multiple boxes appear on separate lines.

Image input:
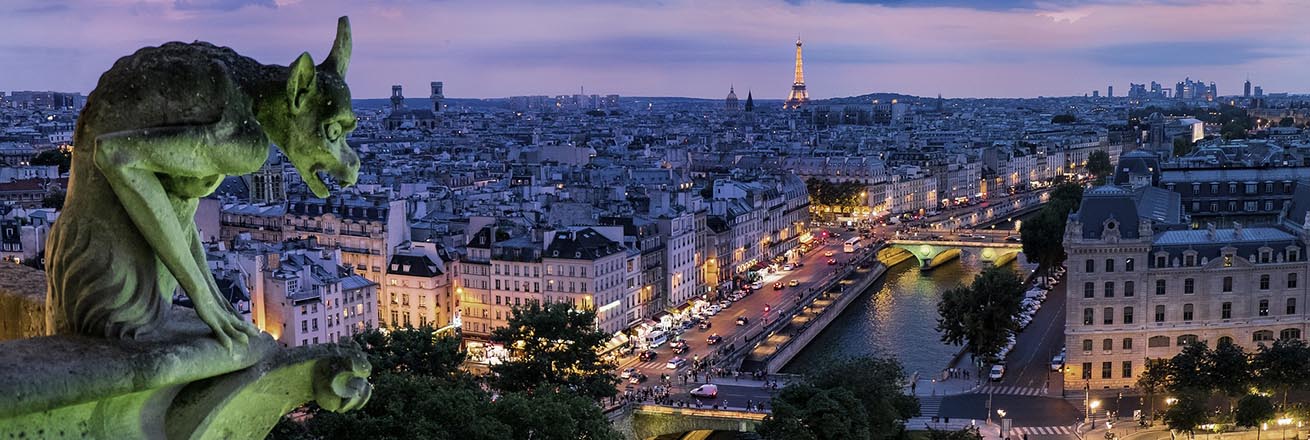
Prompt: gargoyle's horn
<box><xmin>323</xmin><ymin>16</ymin><xmax>351</xmax><ymax>77</ymax></box>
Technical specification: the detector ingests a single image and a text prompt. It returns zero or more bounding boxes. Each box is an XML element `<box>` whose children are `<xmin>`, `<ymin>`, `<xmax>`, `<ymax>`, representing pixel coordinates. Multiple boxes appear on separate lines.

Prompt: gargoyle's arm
<box><xmin>93</xmin><ymin>124</ymin><xmax>260</xmax><ymax>349</ymax></box>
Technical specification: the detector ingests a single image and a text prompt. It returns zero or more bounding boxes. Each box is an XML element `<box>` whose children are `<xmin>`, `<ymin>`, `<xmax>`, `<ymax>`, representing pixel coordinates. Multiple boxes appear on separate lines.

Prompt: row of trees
<box><xmin>1137</xmin><ymin>338</ymin><xmax>1310</xmax><ymax>436</ymax></box>
<box><xmin>806</xmin><ymin>177</ymin><xmax>868</xmax><ymax>208</ymax></box>
<box><xmin>271</xmin><ymin>302</ymin><xmax>622</xmax><ymax>440</ymax></box>
<box><xmin>1019</xmin><ymin>181</ymin><xmax>1084</xmax><ymax>282</ymax></box>
<box><xmin>760</xmin><ymin>356</ymin><xmax>922</xmax><ymax>440</ymax></box>
<box><xmin>934</xmin><ymin>267</ymin><xmax>1026</xmax><ymax>365</ymax></box>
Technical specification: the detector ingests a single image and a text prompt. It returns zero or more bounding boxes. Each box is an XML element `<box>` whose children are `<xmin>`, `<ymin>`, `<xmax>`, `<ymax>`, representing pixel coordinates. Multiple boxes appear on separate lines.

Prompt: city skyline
<box><xmin>2</xmin><ymin>0</ymin><xmax>1308</xmax><ymax>99</ymax></box>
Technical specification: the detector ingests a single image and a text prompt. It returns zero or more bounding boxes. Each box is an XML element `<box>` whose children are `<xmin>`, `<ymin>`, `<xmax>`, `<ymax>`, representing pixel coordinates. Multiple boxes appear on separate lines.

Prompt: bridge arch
<box><xmin>613</xmin><ymin>405</ymin><xmax>765</xmax><ymax>440</ymax></box>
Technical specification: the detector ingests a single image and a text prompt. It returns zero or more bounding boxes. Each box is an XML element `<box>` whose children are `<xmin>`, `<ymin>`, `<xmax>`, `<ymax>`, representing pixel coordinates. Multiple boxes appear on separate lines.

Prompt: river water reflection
<box><xmin>782</xmin><ymin>251</ymin><xmax>1036</xmax><ymax>378</ymax></box>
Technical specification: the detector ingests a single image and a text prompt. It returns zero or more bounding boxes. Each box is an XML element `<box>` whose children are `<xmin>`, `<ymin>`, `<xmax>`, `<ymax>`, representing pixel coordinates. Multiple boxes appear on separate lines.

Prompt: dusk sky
<box><xmin>3</xmin><ymin>0</ymin><xmax>1307</xmax><ymax>99</ymax></box>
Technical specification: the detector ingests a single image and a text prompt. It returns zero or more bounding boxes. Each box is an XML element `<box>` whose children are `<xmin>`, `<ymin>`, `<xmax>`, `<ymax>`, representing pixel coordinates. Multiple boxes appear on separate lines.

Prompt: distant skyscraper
<box><xmin>725</xmin><ymin>86</ymin><xmax>739</xmax><ymax>111</ymax></box>
<box><xmin>1107</xmin><ymin>85</ymin><xmax>1113</xmax><ymax>98</ymax></box>
<box><xmin>784</xmin><ymin>39</ymin><xmax>809</xmax><ymax>109</ymax></box>
<box><xmin>1244</xmin><ymin>78</ymin><xmax>1252</xmax><ymax>98</ymax></box>
<box><xmin>1092</xmin><ymin>90</ymin><xmax>1100</xmax><ymax>98</ymax></box>
<box><xmin>1254</xmin><ymin>86</ymin><xmax>1264</xmax><ymax>97</ymax></box>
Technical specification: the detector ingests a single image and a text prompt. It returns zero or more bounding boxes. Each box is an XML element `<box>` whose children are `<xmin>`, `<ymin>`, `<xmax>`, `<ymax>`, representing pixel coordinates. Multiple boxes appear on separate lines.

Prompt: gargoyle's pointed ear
<box><xmin>288</xmin><ymin>52</ymin><xmax>317</xmax><ymax>114</ymax></box>
<box><xmin>323</xmin><ymin>16</ymin><xmax>351</xmax><ymax>77</ymax></box>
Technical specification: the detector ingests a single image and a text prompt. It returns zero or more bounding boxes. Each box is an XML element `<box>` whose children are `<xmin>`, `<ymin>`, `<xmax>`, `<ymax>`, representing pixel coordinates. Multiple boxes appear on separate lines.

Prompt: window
<box><xmin>1105</xmin><ymin>259</ymin><xmax>1115</xmax><ymax>272</ymax></box>
<box><xmin>1183</xmin><ymin>304</ymin><xmax>1194</xmax><ymax>321</ymax></box>
<box><xmin>1123</xmin><ymin>307</ymin><xmax>1134</xmax><ymax>324</ymax></box>
<box><xmin>1148</xmin><ymin>336</ymin><xmax>1170</xmax><ymax>347</ymax></box>
<box><xmin>1155</xmin><ymin>305</ymin><xmax>1166</xmax><ymax>322</ymax></box>
<box><xmin>1102</xmin><ymin>361</ymin><xmax>1113</xmax><ymax>379</ymax></box>
<box><xmin>1082</xmin><ymin>362</ymin><xmax>1092</xmax><ymax>380</ymax></box>
<box><xmin>1123</xmin><ymin>338</ymin><xmax>1133</xmax><ymax>350</ymax></box>
<box><xmin>1123</xmin><ymin>361</ymin><xmax>1133</xmax><ymax>378</ymax></box>
<box><xmin>1219</xmin><ymin>336</ymin><xmax>1234</xmax><ymax>346</ymax></box>
<box><xmin>1260</xmin><ymin>299</ymin><xmax>1270</xmax><ymax>316</ymax></box>
<box><xmin>1281</xmin><ymin>328</ymin><xmax>1302</xmax><ymax>340</ymax></box>
<box><xmin>1156</xmin><ymin>255</ymin><xmax>1167</xmax><ymax>268</ymax></box>
<box><xmin>1084</xmin><ymin>282</ymin><xmax>1095</xmax><ymax>298</ymax></box>
<box><xmin>1261</xmin><ymin>274</ymin><xmax>1271</xmax><ymax>290</ymax></box>
<box><xmin>1082</xmin><ymin>339</ymin><xmax>1093</xmax><ymax>352</ymax></box>
<box><xmin>1104</xmin><ymin>307</ymin><xmax>1114</xmax><ymax>325</ymax></box>
<box><xmin>1103</xmin><ymin>338</ymin><xmax>1113</xmax><ymax>351</ymax></box>
<box><xmin>1104</xmin><ymin>282</ymin><xmax>1115</xmax><ymax>298</ymax></box>
<box><xmin>1083</xmin><ymin>308</ymin><xmax>1094</xmax><ymax>325</ymax></box>
<box><xmin>1223</xmin><ymin>277</ymin><xmax>1233</xmax><ymax>292</ymax></box>
<box><xmin>1290</xmin><ymin>273</ymin><xmax>1299</xmax><ymax>289</ymax></box>
<box><xmin>1126</xmin><ymin>258</ymin><xmax>1135</xmax><ymax>272</ymax></box>
<box><xmin>1254</xmin><ymin>330</ymin><xmax>1275</xmax><ymax>342</ymax></box>
<box><xmin>1222</xmin><ymin>302</ymin><xmax>1233</xmax><ymax>319</ymax></box>
<box><xmin>1086</xmin><ymin>259</ymin><xmax>1095</xmax><ymax>273</ymax></box>
<box><xmin>1289</xmin><ymin>298</ymin><xmax>1298</xmax><ymax>315</ymax></box>
<box><xmin>1124</xmin><ymin>281</ymin><xmax>1135</xmax><ymax>297</ymax></box>
<box><xmin>1184</xmin><ymin>278</ymin><xmax>1195</xmax><ymax>294</ymax></box>
<box><xmin>1185</xmin><ymin>254</ymin><xmax>1196</xmax><ymax>267</ymax></box>
<box><xmin>1156</xmin><ymin>279</ymin><xmax>1166</xmax><ymax>295</ymax></box>
<box><xmin>1177</xmin><ymin>334</ymin><xmax>1199</xmax><ymax>346</ymax></box>
<box><xmin>1224</xmin><ymin>255</ymin><xmax>1234</xmax><ymax>267</ymax></box>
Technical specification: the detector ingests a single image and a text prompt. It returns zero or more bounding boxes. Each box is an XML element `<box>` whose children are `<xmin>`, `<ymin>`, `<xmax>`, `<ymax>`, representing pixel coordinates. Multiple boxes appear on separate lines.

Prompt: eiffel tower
<box><xmin>784</xmin><ymin>38</ymin><xmax>809</xmax><ymax>109</ymax></box>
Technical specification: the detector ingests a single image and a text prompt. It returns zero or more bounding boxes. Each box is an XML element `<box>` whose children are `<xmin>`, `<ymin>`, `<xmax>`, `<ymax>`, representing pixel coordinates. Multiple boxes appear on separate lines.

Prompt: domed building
<box><xmin>725</xmin><ymin>86</ymin><xmax>739</xmax><ymax>112</ymax></box>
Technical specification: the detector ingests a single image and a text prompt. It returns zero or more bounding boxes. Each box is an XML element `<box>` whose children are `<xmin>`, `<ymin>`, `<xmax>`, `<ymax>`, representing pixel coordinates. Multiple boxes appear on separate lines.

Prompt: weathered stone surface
<box><xmin>0</xmin><ymin>263</ymin><xmax>46</xmax><ymax>340</ymax></box>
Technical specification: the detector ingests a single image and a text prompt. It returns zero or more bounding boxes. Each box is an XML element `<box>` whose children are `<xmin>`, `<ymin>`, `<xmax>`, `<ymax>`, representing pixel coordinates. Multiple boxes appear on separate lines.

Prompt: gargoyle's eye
<box><xmin>325</xmin><ymin>122</ymin><xmax>343</xmax><ymax>142</ymax></box>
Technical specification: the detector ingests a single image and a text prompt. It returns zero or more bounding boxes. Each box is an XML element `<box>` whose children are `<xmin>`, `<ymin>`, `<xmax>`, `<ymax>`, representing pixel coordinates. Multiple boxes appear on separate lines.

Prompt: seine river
<box><xmin>782</xmin><ymin>250</ymin><xmax>1036</xmax><ymax>378</ymax></box>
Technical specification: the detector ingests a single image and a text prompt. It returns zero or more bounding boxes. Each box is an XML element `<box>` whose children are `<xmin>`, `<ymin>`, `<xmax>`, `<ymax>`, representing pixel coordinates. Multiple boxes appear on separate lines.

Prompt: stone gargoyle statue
<box><xmin>47</xmin><ymin>17</ymin><xmax>360</xmax><ymax>350</ymax></box>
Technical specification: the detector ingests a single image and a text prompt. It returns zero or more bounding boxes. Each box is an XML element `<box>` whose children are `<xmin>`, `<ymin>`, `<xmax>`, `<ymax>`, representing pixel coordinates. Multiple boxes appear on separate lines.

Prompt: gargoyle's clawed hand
<box><xmin>195</xmin><ymin>299</ymin><xmax>258</xmax><ymax>351</ymax></box>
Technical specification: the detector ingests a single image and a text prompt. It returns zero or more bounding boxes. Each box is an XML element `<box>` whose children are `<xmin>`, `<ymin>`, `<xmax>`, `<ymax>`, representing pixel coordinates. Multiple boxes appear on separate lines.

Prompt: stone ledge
<box><xmin>0</xmin><ymin>263</ymin><xmax>48</xmax><ymax>340</ymax></box>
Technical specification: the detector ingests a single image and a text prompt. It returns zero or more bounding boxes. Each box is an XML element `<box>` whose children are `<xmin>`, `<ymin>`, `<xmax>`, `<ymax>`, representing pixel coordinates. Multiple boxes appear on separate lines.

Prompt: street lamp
<box><xmin>1089</xmin><ymin>400</ymin><xmax>1101</xmax><ymax>428</ymax></box>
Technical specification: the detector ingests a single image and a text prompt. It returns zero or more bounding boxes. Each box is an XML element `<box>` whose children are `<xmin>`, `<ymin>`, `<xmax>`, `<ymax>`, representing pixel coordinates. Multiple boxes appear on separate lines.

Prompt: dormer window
<box><xmin>1223</xmin><ymin>254</ymin><xmax>1234</xmax><ymax>267</ymax></box>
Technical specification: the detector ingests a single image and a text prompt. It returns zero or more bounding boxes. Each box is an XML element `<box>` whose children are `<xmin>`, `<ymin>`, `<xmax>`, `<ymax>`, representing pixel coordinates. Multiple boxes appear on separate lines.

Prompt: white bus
<box><xmin>843</xmin><ymin>237</ymin><xmax>861</xmax><ymax>253</ymax></box>
<box><xmin>646</xmin><ymin>330</ymin><xmax>669</xmax><ymax>348</ymax></box>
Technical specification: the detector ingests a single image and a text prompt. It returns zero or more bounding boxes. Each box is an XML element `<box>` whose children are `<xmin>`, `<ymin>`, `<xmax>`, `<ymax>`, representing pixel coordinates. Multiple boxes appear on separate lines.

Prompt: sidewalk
<box><xmin>1093</xmin><ymin>424</ymin><xmax>1309</xmax><ymax>440</ymax></box>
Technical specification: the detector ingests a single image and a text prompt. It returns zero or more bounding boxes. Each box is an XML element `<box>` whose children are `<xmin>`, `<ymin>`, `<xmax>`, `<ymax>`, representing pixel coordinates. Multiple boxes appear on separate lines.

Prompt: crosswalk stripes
<box><xmin>1008</xmin><ymin>426</ymin><xmax>1074</xmax><ymax>435</ymax></box>
<box><xmin>973</xmin><ymin>385</ymin><xmax>1048</xmax><ymax>396</ymax></box>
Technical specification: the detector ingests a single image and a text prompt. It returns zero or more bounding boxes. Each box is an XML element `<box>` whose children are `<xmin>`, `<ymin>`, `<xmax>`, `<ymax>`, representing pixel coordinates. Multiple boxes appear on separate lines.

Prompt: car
<box><xmin>639</xmin><ymin>350</ymin><xmax>657</xmax><ymax>361</ymax></box>
<box><xmin>1005</xmin><ymin>235</ymin><xmax>1022</xmax><ymax>242</ymax></box>
<box><xmin>706</xmin><ymin>334</ymin><xmax>723</xmax><ymax>345</ymax></box>
<box><xmin>699</xmin><ymin>321</ymin><xmax>712</xmax><ymax>330</ymax></box>
<box><xmin>823</xmin><ymin>251</ymin><xmax>835</xmax><ymax>257</ymax></box>
<box><xmin>788</xmin><ymin>279</ymin><xmax>800</xmax><ymax>287</ymax></box>
<box><xmin>988</xmin><ymin>364</ymin><xmax>1006</xmax><ymax>381</ymax></box>
<box><xmin>750</xmin><ymin>282</ymin><xmax>764</xmax><ymax>290</ymax></box>
<box><xmin>673</xmin><ymin>344</ymin><xmax>689</xmax><ymax>355</ymax></box>
<box><xmin>706</xmin><ymin>305</ymin><xmax>720</xmax><ymax>316</ymax></box>
<box><xmin>735</xmin><ymin>316</ymin><xmax>749</xmax><ymax>326</ymax></box>
<box><xmin>629</xmin><ymin>373</ymin><xmax>647</xmax><ymax>384</ymax></box>
<box><xmin>689</xmin><ymin>384</ymin><xmax>719</xmax><ymax>398</ymax></box>
<box><xmin>774</xmin><ymin>282</ymin><xmax>783</xmax><ymax>290</ymax></box>
<box><xmin>1050</xmin><ymin>353</ymin><xmax>1066</xmax><ymax>372</ymax></box>
<box><xmin>666</xmin><ymin>357</ymin><xmax>688</xmax><ymax>370</ymax></box>
<box><xmin>723</xmin><ymin>298</ymin><xmax>736</xmax><ymax>307</ymax></box>
<box><xmin>681</xmin><ymin>321</ymin><xmax>695</xmax><ymax>330</ymax></box>
<box><xmin>827</xmin><ymin>258</ymin><xmax>837</xmax><ymax>265</ymax></box>
<box><xmin>621</xmin><ymin>367</ymin><xmax>636</xmax><ymax>379</ymax></box>
<box><xmin>782</xmin><ymin>263</ymin><xmax>795</xmax><ymax>271</ymax></box>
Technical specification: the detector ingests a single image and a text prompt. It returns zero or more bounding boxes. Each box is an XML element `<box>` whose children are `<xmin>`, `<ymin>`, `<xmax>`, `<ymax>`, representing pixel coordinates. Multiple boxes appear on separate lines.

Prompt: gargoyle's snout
<box><xmin>332</xmin><ymin>147</ymin><xmax>360</xmax><ymax>187</ymax></box>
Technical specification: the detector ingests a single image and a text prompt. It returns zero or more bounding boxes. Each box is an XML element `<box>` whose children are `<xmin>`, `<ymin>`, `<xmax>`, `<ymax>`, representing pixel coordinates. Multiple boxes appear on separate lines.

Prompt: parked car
<box><xmin>621</xmin><ymin>367</ymin><xmax>636</xmax><ymax>379</ymax></box>
<box><xmin>736</xmin><ymin>316</ymin><xmax>749</xmax><ymax>326</ymax></box>
<box><xmin>988</xmin><ymin>364</ymin><xmax>1006</xmax><ymax>381</ymax></box>
<box><xmin>750</xmin><ymin>282</ymin><xmax>764</xmax><ymax>290</ymax></box>
<box><xmin>1050</xmin><ymin>353</ymin><xmax>1066</xmax><ymax>372</ymax></box>
<box><xmin>788</xmin><ymin>279</ymin><xmax>800</xmax><ymax>287</ymax></box>
<box><xmin>706</xmin><ymin>334</ymin><xmax>723</xmax><ymax>345</ymax></box>
<box><xmin>699</xmin><ymin>321</ymin><xmax>712</xmax><ymax>330</ymax></box>
<box><xmin>782</xmin><ymin>263</ymin><xmax>794</xmax><ymax>271</ymax></box>
<box><xmin>689</xmin><ymin>384</ymin><xmax>719</xmax><ymax>398</ymax></box>
<box><xmin>666</xmin><ymin>357</ymin><xmax>688</xmax><ymax>370</ymax></box>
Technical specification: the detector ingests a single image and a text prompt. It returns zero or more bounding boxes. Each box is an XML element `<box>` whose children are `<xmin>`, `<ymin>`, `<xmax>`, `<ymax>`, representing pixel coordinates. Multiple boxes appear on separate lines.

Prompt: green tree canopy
<box><xmin>1173</xmin><ymin>137</ymin><xmax>1194</xmax><ymax>157</ymax></box>
<box><xmin>31</xmin><ymin>148</ymin><xmax>71</xmax><ymax>174</ymax></box>
<box><xmin>489</xmin><ymin>301</ymin><xmax>619</xmax><ymax>400</ymax></box>
<box><xmin>1163</xmin><ymin>391</ymin><xmax>1210</xmax><ymax>435</ymax></box>
<box><xmin>1167</xmin><ymin>341</ymin><xmax>1213</xmax><ymax>395</ymax></box>
<box><xmin>1279</xmin><ymin>117</ymin><xmax>1296</xmax><ymax>127</ymax></box>
<box><xmin>761</xmin><ymin>356</ymin><xmax>919</xmax><ymax>440</ymax></box>
<box><xmin>354</xmin><ymin>325</ymin><xmax>466</xmax><ymax>378</ymax></box>
<box><xmin>936</xmin><ymin>267</ymin><xmax>1024</xmax><ymax>363</ymax></box>
<box><xmin>1086</xmin><ymin>150</ymin><xmax>1112</xmax><ymax>183</ymax></box>
<box><xmin>1252</xmin><ymin>338</ymin><xmax>1310</xmax><ymax>405</ymax></box>
<box><xmin>1207</xmin><ymin>339</ymin><xmax>1252</xmax><ymax>399</ymax></box>
<box><xmin>1234</xmin><ymin>394</ymin><xmax>1275</xmax><ymax>431</ymax></box>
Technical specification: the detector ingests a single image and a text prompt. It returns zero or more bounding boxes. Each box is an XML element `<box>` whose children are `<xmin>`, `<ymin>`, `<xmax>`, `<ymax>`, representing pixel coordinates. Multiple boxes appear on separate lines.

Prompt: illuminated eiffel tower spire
<box><xmin>784</xmin><ymin>38</ymin><xmax>809</xmax><ymax>109</ymax></box>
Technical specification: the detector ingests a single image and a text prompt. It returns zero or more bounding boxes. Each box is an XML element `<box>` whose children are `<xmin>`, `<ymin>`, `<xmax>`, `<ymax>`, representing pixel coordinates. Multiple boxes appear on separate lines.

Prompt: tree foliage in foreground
<box><xmin>761</xmin><ymin>356</ymin><xmax>919</xmax><ymax>440</ymax></box>
<box><xmin>489</xmin><ymin>301</ymin><xmax>619</xmax><ymax>400</ymax></box>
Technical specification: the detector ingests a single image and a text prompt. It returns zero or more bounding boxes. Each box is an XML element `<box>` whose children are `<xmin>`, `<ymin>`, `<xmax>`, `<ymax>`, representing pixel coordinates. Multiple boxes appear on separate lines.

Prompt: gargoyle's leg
<box><xmin>93</xmin><ymin>128</ymin><xmax>259</xmax><ymax>349</ymax></box>
<box><xmin>174</xmin><ymin>194</ymin><xmax>239</xmax><ymax>315</ymax></box>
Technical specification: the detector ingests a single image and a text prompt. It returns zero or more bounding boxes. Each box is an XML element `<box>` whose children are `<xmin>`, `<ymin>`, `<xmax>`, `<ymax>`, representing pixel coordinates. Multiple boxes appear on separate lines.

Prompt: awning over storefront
<box><xmin>599</xmin><ymin>333</ymin><xmax>630</xmax><ymax>355</ymax></box>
